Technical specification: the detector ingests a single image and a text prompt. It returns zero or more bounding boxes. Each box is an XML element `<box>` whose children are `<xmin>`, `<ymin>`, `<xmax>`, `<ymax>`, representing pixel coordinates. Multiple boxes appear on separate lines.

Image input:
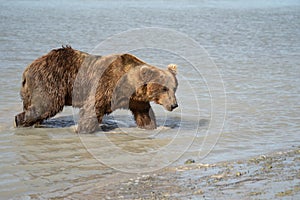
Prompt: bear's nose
<box><xmin>171</xmin><ymin>104</ymin><xmax>178</xmax><ymax>110</ymax></box>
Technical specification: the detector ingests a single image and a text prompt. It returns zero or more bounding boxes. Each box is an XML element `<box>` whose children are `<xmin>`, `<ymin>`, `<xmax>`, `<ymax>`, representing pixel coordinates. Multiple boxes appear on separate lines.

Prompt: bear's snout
<box><xmin>170</xmin><ymin>103</ymin><xmax>178</xmax><ymax>111</ymax></box>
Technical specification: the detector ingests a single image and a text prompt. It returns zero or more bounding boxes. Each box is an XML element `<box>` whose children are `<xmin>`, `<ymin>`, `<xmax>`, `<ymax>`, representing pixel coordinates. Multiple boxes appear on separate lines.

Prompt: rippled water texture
<box><xmin>0</xmin><ymin>0</ymin><xmax>299</xmax><ymax>199</ymax></box>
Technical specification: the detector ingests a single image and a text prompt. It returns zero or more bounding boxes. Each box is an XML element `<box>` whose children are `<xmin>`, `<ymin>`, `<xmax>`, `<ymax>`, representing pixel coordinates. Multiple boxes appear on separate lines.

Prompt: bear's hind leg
<box><xmin>16</xmin><ymin>93</ymin><xmax>63</xmax><ymax>127</ymax></box>
<box><xmin>14</xmin><ymin>112</ymin><xmax>25</xmax><ymax>127</ymax></box>
<box><xmin>17</xmin><ymin>105</ymin><xmax>52</xmax><ymax>127</ymax></box>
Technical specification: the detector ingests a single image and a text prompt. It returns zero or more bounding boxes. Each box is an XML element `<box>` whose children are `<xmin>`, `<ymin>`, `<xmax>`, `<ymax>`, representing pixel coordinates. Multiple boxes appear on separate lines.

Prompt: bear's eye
<box><xmin>162</xmin><ymin>87</ymin><xmax>169</xmax><ymax>92</ymax></box>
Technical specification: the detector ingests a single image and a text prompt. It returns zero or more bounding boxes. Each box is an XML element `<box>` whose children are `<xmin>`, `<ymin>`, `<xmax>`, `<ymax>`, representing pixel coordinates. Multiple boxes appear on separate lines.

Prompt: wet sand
<box><xmin>72</xmin><ymin>147</ymin><xmax>300</xmax><ymax>199</ymax></box>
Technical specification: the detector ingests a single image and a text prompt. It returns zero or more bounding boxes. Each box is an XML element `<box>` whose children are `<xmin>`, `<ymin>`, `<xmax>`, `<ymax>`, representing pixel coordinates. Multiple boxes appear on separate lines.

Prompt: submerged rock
<box><xmin>184</xmin><ymin>159</ymin><xmax>195</xmax><ymax>164</ymax></box>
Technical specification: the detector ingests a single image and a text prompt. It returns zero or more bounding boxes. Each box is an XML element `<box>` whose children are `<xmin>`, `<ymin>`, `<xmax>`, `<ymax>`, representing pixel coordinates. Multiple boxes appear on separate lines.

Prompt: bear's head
<box><xmin>138</xmin><ymin>64</ymin><xmax>178</xmax><ymax>111</ymax></box>
<box><xmin>110</xmin><ymin>54</ymin><xmax>179</xmax><ymax>112</ymax></box>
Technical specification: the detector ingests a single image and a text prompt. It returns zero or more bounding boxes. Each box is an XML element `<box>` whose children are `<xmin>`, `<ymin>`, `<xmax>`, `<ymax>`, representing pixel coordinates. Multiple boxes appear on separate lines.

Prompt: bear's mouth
<box><xmin>164</xmin><ymin>104</ymin><xmax>178</xmax><ymax>112</ymax></box>
<box><xmin>153</xmin><ymin>99</ymin><xmax>178</xmax><ymax>112</ymax></box>
<box><xmin>166</xmin><ymin>106</ymin><xmax>173</xmax><ymax>111</ymax></box>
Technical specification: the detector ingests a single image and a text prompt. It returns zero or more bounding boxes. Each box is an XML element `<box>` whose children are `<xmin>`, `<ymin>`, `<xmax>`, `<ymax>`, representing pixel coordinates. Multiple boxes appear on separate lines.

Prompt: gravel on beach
<box><xmin>75</xmin><ymin>147</ymin><xmax>300</xmax><ymax>200</ymax></box>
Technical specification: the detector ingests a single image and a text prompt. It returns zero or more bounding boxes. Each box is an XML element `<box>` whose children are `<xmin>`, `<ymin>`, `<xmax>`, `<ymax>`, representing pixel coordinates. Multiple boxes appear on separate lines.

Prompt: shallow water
<box><xmin>0</xmin><ymin>0</ymin><xmax>300</xmax><ymax>199</ymax></box>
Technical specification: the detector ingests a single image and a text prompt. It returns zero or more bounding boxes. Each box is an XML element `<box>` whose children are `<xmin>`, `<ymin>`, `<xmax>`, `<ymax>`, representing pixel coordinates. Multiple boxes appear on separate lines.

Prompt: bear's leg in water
<box><xmin>14</xmin><ymin>92</ymin><xmax>62</xmax><ymax>127</ymax></box>
<box><xmin>130</xmin><ymin>101</ymin><xmax>157</xmax><ymax>130</ymax></box>
<box><xmin>76</xmin><ymin>100</ymin><xmax>99</xmax><ymax>134</ymax></box>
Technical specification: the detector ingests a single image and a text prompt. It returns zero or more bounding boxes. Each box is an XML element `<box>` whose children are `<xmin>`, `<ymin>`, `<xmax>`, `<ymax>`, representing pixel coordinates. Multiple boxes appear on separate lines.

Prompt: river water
<box><xmin>0</xmin><ymin>0</ymin><xmax>299</xmax><ymax>199</ymax></box>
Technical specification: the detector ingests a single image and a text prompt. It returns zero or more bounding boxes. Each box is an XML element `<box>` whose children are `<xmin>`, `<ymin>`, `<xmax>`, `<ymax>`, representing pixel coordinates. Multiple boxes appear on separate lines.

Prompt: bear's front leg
<box><xmin>130</xmin><ymin>101</ymin><xmax>157</xmax><ymax>130</ymax></box>
<box><xmin>76</xmin><ymin>102</ymin><xmax>99</xmax><ymax>134</ymax></box>
<box><xmin>77</xmin><ymin>116</ymin><xmax>98</xmax><ymax>133</ymax></box>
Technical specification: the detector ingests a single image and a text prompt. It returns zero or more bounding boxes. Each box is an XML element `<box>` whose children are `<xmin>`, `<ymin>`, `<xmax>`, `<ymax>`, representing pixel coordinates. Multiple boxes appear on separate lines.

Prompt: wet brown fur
<box><xmin>15</xmin><ymin>46</ymin><xmax>178</xmax><ymax>133</ymax></box>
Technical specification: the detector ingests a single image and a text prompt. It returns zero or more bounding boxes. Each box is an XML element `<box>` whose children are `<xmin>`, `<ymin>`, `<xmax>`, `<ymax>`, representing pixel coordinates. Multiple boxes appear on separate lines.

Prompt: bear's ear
<box><xmin>140</xmin><ymin>65</ymin><xmax>157</xmax><ymax>83</ymax></box>
<box><xmin>167</xmin><ymin>64</ymin><xmax>177</xmax><ymax>75</ymax></box>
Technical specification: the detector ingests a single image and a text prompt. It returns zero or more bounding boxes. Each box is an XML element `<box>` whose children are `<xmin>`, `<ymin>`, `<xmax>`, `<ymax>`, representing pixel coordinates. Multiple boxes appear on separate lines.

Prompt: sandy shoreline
<box><xmin>72</xmin><ymin>147</ymin><xmax>300</xmax><ymax>200</ymax></box>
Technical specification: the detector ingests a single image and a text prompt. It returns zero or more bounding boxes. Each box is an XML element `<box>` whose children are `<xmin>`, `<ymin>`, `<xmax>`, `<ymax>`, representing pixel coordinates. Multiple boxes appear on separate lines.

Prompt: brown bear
<box><xmin>14</xmin><ymin>46</ymin><xmax>178</xmax><ymax>133</ymax></box>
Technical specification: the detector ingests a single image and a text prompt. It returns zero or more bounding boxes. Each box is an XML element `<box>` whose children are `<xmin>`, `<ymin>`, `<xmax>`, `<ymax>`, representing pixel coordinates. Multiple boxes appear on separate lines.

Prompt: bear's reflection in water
<box><xmin>39</xmin><ymin>114</ymin><xmax>208</xmax><ymax>132</ymax></box>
